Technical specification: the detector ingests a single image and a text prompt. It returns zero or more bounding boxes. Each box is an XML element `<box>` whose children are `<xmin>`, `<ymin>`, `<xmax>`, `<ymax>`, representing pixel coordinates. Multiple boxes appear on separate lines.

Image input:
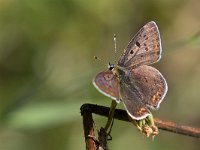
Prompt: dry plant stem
<box><xmin>81</xmin><ymin>106</ymin><xmax>96</xmax><ymax>150</ymax></box>
<box><xmin>104</xmin><ymin>100</ymin><xmax>117</xmax><ymax>132</ymax></box>
<box><xmin>154</xmin><ymin>118</ymin><xmax>200</xmax><ymax>138</ymax></box>
<box><xmin>81</xmin><ymin>103</ymin><xmax>200</xmax><ymax>138</ymax></box>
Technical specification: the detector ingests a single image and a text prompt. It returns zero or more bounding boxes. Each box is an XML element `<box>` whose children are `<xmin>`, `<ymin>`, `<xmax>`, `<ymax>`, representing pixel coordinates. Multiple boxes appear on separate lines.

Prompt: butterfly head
<box><xmin>108</xmin><ymin>62</ymin><xmax>115</xmax><ymax>70</ymax></box>
<box><xmin>108</xmin><ymin>62</ymin><xmax>119</xmax><ymax>77</ymax></box>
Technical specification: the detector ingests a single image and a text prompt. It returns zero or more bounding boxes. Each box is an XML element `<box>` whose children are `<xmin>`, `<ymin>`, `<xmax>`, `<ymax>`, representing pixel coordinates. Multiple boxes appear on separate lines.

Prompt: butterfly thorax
<box><xmin>111</xmin><ymin>66</ymin><xmax>131</xmax><ymax>84</ymax></box>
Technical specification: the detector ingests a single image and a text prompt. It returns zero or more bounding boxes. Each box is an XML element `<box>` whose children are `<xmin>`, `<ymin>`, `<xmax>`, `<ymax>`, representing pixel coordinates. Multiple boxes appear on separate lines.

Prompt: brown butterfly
<box><xmin>93</xmin><ymin>21</ymin><xmax>168</xmax><ymax>120</ymax></box>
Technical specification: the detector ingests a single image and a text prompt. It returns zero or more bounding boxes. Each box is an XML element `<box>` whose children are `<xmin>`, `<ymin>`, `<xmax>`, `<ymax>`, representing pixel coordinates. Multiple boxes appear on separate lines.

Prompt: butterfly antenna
<box><xmin>114</xmin><ymin>34</ymin><xmax>117</xmax><ymax>64</ymax></box>
<box><xmin>94</xmin><ymin>56</ymin><xmax>107</xmax><ymax>65</ymax></box>
<box><xmin>94</xmin><ymin>56</ymin><xmax>103</xmax><ymax>62</ymax></box>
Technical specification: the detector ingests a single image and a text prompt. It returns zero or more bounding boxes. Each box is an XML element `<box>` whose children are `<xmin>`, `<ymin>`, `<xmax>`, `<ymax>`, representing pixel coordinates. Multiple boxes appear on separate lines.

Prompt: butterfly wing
<box><xmin>93</xmin><ymin>70</ymin><xmax>120</xmax><ymax>102</ymax></box>
<box><xmin>119</xmin><ymin>65</ymin><xmax>167</xmax><ymax>120</ymax></box>
<box><xmin>119</xmin><ymin>81</ymin><xmax>151</xmax><ymax>120</ymax></box>
<box><xmin>128</xmin><ymin>65</ymin><xmax>168</xmax><ymax>109</ymax></box>
<box><xmin>118</xmin><ymin>21</ymin><xmax>162</xmax><ymax>68</ymax></box>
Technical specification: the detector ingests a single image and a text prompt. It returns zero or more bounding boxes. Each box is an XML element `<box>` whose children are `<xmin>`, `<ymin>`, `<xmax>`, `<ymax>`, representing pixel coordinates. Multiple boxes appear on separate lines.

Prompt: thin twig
<box><xmin>81</xmin><ymin>103</ymin><xmax>200</xmax><ymax>138</ymax></box>
<box><xmin>154</xmin><ymin>118</ymin><xmax>200</xmax><ymax>138</ymax></box>
<box><xmin>104</xmin><ymin>100</ymin><xmax>117</xmax><ymax>132</ymax></box>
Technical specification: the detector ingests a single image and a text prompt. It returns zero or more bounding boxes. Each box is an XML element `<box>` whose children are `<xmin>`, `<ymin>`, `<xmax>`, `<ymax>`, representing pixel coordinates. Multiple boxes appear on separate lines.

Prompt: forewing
<box><xmin>118</xmin><ymin>21</ymin><xmax>162</xmax><ymax>68</ymax></box>
<box><xmin>93</xmin><ymin>70</ymin><xmax>120</xmax><ymax>102</ymax></box>
<box><xmin>130</xmin><ymin>65</ymin><xmax>168</xmax><ymax>109</ymax></box>
<box><xmin>119</xmin><ymin>82</ymin><xmax>151</xmax><ymax>120</ymax></box>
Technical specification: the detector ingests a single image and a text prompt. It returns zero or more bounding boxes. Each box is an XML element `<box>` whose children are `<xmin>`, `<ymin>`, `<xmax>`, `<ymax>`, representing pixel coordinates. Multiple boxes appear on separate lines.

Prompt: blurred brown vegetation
<box><xmin>0</xmin><ymin>0</ymin><xmax>200</xmax><ymax>150</ymax></box>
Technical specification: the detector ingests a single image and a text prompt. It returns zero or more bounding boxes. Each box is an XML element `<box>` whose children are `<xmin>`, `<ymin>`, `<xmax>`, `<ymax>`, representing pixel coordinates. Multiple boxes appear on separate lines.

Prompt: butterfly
<box><xmin>93</xmin><ymin>21</ymin><xmax>168</xmax><ymax>121</ymax></box>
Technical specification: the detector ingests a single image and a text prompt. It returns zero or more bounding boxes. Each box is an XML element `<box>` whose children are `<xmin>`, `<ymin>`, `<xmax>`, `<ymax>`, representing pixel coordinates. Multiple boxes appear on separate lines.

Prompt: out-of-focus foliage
<box><xmin>0</xmin><ymin>0</ymin><xmax>200</xmax><ymax>150</ymax></box>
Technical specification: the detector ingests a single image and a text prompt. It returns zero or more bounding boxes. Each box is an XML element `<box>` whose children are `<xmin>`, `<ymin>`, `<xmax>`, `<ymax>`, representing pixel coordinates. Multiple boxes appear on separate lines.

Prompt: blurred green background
<box><xmin>0</xmin><ymin>0</ymin><xmax>200</xmax><ymax>149</ymax></box>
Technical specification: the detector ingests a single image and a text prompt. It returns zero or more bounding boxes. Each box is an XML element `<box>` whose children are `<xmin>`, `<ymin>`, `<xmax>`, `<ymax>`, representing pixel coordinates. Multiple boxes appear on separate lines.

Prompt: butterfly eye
<box><xmin>108</xmin><ymin>62</ymin><xmax>114</xmax><ymax>70</ymax></box>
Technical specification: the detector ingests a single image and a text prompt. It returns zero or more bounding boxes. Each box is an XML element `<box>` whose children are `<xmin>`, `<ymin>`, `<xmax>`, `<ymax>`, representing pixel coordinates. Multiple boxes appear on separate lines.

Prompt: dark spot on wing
<box><xmin>145</xmin><ymin>47</ymin><xmax>148</xmax><ymax>51</ymax></box>
<box><xmin>144</xmin><ymin>77</ymin><xmax>148</xmax><ymax>83</ymax></box>
<box><xmin>141</xmin><ymin>55</ymin><xmax>144</xmax><ymax>57</ymax></box>
<box><xmin>144</xmin><ymin>43</ymin><xmax>147</xmax><ymax>46</ymax></box>
<box><xmin>130</xmin><ymin>50</ymin><xmax>134</xmax><ymax>54</ymax></box>
<box><xmin>145</xmin><ymin>37</ymin><xmax>148</xmax><ymax>40</ymax></box>
<box><xmin>104</xmin><ymin>74</ymin><xmax>113</xmax><ymax>81</ymax></box>
<box><xmin>143</xmin><ymin>34</ymin><xmax>146</xmax><ymax>38</ymax></box>
<box><xmin>136</xmin><ymin>41</ymin><xmax>141</xmax><ymax>47</ymax></box>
